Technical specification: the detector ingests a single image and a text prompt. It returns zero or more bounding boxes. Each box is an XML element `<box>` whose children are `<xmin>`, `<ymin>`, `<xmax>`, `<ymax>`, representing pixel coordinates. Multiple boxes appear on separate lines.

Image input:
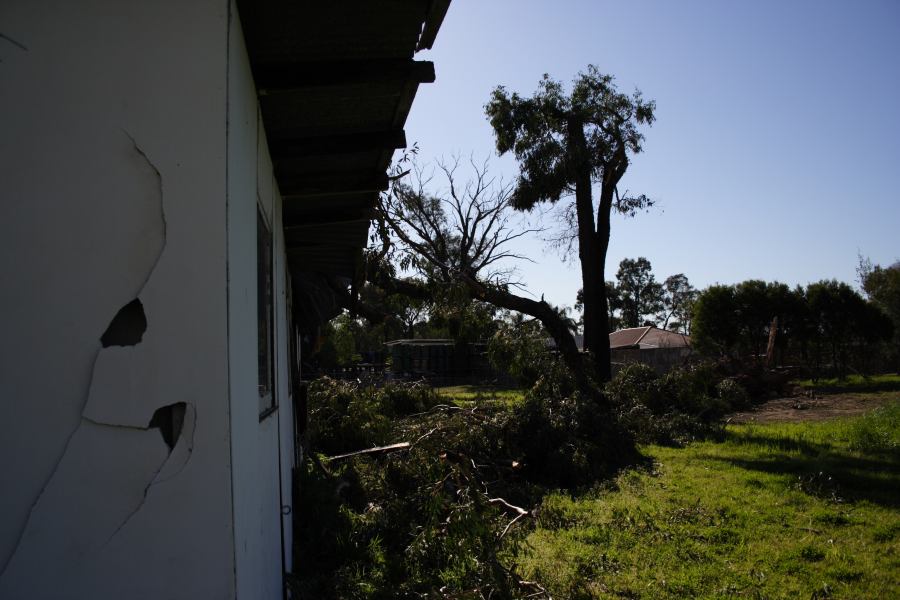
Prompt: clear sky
<box><xmin>405</xmin><ymin>0</ymin><xmax>900</xmax><ymax>310</ymax></box>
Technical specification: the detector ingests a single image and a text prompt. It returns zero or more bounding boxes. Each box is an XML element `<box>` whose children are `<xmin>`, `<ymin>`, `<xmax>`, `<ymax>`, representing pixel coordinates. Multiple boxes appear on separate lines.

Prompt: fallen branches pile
<box><xmin>291</xmin><ymin>373</ymin><xmax>647</xmax><ymax>599</ymax></box>
<box><xmin>291</xmin><ymin>378</ymin><xmax>560</xmax><ymax>599</ymax></box>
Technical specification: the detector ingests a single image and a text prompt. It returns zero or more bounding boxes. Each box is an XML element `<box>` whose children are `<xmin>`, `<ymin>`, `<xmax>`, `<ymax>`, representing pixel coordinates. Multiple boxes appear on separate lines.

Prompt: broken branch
<box><xmin>325</xmin><ymin>442</ymin><xmax>411</xmax><ymax>462</ymax></box>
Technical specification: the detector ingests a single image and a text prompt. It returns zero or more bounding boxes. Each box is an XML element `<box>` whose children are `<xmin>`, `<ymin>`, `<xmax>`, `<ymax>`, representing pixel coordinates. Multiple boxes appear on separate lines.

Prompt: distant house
<box><xmin>609</xmin><ymin>326</ymin><xmax>692</xmax><ymax>373</ymax></box>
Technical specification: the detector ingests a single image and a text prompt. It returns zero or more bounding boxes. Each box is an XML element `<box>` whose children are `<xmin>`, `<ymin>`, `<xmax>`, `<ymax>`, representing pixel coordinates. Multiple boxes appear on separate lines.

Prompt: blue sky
<box><xmin>406</xmin><ymin>0</ymin><xmax>900</xmax><ymax>309</ymax></box>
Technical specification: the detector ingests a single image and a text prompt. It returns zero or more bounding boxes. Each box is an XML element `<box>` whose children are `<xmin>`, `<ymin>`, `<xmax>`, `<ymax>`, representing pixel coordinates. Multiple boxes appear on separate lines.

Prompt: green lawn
<box><xmin>795</xmin><ymin>373</ymin><xmax>900</xmax><ymax>394</ymax></box>
<box><xmin>516</xmin><ymin>401</ymin><xmax>900</xmax><ymax>599</ymax></box>
<box><xmin>435</xmin><ymin>384</ymin><xmax>525</xmax><ymax>406</ymax></box>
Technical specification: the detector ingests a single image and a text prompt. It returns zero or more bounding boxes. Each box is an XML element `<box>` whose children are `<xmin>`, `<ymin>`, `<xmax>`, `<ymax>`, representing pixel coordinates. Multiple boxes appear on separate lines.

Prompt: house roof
<box><xmin>236</xmin><ymin>0</ymin><xmax>450</xmax><ymax>328</ymax></box>
<box><xmin>609</xmin><ymin>326</ymin><xmax>691</xmax><ymax>349</ymax></box>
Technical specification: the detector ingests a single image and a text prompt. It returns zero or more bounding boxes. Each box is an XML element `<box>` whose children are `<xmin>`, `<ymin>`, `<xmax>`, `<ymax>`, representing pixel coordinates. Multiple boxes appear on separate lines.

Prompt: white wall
<box><xmin>0</xmin><ymin>1</ymin><xmax>237</xmax><ymax>598</ymax></box>
<box><xmin>226</xmin><ymin>5</ymin><xmax>293</xmax><ymax>599</ymax></box>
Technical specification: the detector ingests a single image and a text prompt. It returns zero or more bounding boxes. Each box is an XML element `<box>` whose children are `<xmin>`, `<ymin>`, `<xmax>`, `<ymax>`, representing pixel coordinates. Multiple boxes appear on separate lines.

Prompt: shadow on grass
<box><xmin>705</xmin><ymin>431</ymin><xmax>900</xmax><ymax>508</ymax></box>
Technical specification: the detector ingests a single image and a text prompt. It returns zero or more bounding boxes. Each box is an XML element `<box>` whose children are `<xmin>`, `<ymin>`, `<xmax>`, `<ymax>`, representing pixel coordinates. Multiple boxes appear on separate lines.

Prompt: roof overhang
<box><xmin>236</xmin><ymin>0</ymin><xmax>449</xmax><ymax>329</ymax></box>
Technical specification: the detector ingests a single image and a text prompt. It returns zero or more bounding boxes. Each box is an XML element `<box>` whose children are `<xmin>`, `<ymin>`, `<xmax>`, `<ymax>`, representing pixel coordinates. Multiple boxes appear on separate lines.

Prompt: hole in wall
<box><xmin>100</xmin><ymin>298</ymin><xmax>147</xmax><ymax>347</ymax></box>
<box><xmin>148</xmin><ymin>402</ymin><xmax>187</xmax><ymax>451</ymax></box>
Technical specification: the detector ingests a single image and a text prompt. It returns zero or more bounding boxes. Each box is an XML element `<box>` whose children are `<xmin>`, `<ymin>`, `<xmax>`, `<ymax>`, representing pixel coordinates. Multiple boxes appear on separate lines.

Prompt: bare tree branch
<box><xmin>370</xmin><ymin>156</ymin><xmax>597</xmax><ymax>395</ymax></box>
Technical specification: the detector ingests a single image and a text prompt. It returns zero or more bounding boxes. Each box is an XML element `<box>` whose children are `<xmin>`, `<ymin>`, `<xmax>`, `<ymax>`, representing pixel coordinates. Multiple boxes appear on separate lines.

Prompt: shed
<box><xmin>386</xmin><ymin>339</ymin><xmax>494</xmax><ymax>384</ymax></box>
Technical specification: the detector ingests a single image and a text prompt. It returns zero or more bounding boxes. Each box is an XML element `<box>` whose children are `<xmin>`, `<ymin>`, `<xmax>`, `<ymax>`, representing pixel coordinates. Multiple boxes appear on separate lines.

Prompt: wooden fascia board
<box><xmin>256</xmin><ymin>59</ymin><xmax>435</xmax><ymax>94</ymax></box>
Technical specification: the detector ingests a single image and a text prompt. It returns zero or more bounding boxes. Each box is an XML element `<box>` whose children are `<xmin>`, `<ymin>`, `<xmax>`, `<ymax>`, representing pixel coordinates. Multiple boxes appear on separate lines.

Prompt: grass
<box><xmin>795</xmin><ymin>373</ymin><xmax>900</xmax><ymax>394</ymax></box>
<box><xmin>515</xmin><ymin>400</ymin><xmax>900</xmax><ymax>599</ymax></box>
<box><xmin>435</xmin><ymin>384</ymin><xmax>526</xmax><ymax>406</ymax></box>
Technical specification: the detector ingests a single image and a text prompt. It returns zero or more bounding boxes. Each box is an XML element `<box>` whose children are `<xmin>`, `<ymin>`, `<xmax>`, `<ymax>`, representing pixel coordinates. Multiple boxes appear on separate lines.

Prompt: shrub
<box><xmin>715</xmin><ymin>378</ymin><xmax>752</xmax><ymax>410</ymax></box>
<box><xmin>296</xmin><ymin>368</ymin><xmax>642</xmax><ymax>597</ymax></box>
<box><xmin>295</xmin><ymin>387</ymin><xmax>526</xmax><ymax>598</ymax></box>
<box><xmin>487</xmin><ymin>319</ymin><xmax>554</xmax><ymax>387</ymax></box>
<box><xmin>605</xmin><ymin>362</ymin><xmax>740</xmax><ymax>445</ymax></box>
<box><xmin>307</xmin><ymin>378</ymin><xmax>442</xmax><ymax>455</ymax></box>
<box><xmin>467</xmin><ymin>358</ymin><xmax>634</xmax><ymax>489</ymax></box>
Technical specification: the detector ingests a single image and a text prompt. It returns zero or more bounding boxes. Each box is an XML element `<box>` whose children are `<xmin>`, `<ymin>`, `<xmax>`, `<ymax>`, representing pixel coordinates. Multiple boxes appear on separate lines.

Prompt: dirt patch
<box><xmin>729</xmin><ymin>392</ymin><xmax>900</xmax><ymax>424</ymax></box>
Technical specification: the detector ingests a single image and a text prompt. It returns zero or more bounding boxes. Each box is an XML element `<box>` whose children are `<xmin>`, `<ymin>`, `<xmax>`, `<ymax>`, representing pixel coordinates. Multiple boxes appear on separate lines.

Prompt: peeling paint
<box><xmin>154</xmin><ymin>403</ymin><xmax>197</xmax><ymax>484</ymax></box>
<box><xmin>103</xmin><ymin>402</ymin><xmax>197</xmax><ymax>546</ymax></box>
<box><xmin>0</xmin><ymin>131</ymin><xmax>168</xmax><ymax>580</ymax></box>
<box><xmin>100</xmin><ymin>298</ymin><xmax>147</xmax><ymax>347</ymax></box>
<box><xmin>148</xmin><ymin>402</ymin><xmax>186</xmax><ymax>450</ymax></box>
<box><xmin>0</xmin><ymin>421</ymin><xmax>169</xmax><ymax>594</ymax></box>
<box><xmin>0</xmin><ymin>401</ymin><xmax>198</xmax><ymax>592</ymax></box>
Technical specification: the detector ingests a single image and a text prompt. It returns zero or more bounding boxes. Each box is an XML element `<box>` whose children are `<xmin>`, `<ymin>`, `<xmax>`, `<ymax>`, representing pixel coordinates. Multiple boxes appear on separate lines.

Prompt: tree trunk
<box><xmin>569</xmin><ymin>117</ymin><xmax>612</xmax><ymax>383</ymax></box>
<box><xmin>592</xmin><ymin>203</ymin><xmax>613</xmax><ymax>383</ymax></box>
<box><xmin>465</xmin><ymin>275</ymin><xmax>598</xmax><ymax>397</ymax></box>
<box><xmin>590</xmin><ymin>152</ymin><xmax>629</xmax><ymax>383</ymax></box>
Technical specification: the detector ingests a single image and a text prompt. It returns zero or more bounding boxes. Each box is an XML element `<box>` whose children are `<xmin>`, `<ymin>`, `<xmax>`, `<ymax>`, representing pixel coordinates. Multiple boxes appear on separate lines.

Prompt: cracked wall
<box><xmin>0</xmin><ymin>1</ymin><xmax>234</xmax><ymax>598</ymax></box>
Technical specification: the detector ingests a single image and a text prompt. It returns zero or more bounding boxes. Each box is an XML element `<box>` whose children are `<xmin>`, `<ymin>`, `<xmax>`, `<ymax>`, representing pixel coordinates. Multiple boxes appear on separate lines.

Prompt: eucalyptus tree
<box><xmin>615</xmin><ymin>257</ymin><xmax>664</xmax><ymax>328</ymax></box>
<box><xmin>486</xmin><ymin>65</ymin><xmax>655</xmax><ymax>381</ymax></box>
<box><xmin>660</xmin><ymin>274</ymin><xmax>697</xmax><ymax>333</ymax></box>
<box><xmin>858</xmin><ymin>258</ymin><xmax>900</xmax><ymax>366</ymax></box>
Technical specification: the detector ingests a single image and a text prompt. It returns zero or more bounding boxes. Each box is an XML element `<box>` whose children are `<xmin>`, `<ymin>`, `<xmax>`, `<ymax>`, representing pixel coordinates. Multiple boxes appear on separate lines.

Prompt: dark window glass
<box><xmin>258</xmin><ymin>207</ymin><xmax>274</xmax><ymax>416</ymax></box>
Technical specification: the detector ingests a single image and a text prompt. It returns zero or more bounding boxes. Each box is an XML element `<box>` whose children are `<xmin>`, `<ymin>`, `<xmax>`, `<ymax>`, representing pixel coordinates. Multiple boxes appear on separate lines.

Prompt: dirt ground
<box><xmin>728</xmin><ymin>391</ymin><xmax>900</xmax><ymax>424</ymax></box>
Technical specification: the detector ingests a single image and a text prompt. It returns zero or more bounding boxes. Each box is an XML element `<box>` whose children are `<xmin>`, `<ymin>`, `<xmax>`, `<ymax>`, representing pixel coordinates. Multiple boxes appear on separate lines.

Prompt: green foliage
<box><xmin>508</xmin><ymin>363</ymin><xmax>638</xmax><ymax>488</ymax></box>
<box><xmin>691</xmin><ymin>280</ymin><xmax>805</xmax><ymax>360</ymax></box>
<box><xmin>487</xmin><ymin>318</ymin><xmax>553</xmax><ymax>387</ymax></box>
<box><xmin>584</xmin><ymin>267</ymin><xmax>696</xmax><ymax>333</ymax></box>
<box><xmin>296</xmin><ymin>373</ymin><xmax>637</xmax><ymax>598</ymax></box>
<box><xmin>615</xmin><ymin>257</ymin><xmax>664</xmax><ymax>328</ymax></box>
<box><xmin>859</xmin><ymin>258</ymin><xmax>900</xmax><ymax>355</ymax></box>
<box><xmin>297</xmin><ymin>370</ymin><xmax>900</xmax><ymax>598</ymax></box>
<box><xmin>806</xmin><ymin>279</ymin><xmax>894</xmax><ymax>375</ymax></box>
<box><xmin>516</xmin><ymin>403</ymin><xmax>900</xmax><ymax>599</ymax></box>
<box><xmin>429</xmin><ymin>298</ymin><xmax>500</xmax><ymax>344</ymax></box>
<box><xmin>605</xmin><ymin>362</ymin><xmax>749</xmax><ymax>444</ymax></box>
<box><xmin>307</xmin><ymin>378</ymin><xmax>443</xmax><ymax>455</ymax></box>
<box><xmin>313</xmin><ymin>313</ymin><xmax>359</xmax><ymax>369</ymax></box>
<box><xmin>486</xmin><ymin>66</ymin><xmax>655</xmax><ymax>380</ymax></box>
<box><xmin>296</xmin><ymin>382</ymin><xmax>521</xmax><ymax>598</ymax></box>
<box><xmin>485</xmin><ymin>66</ymin><xmax>654</xmax><ymax>212</ymax></box>
<box><xmin>690</xmin><ymin>284</ymin><xmax>740</xmax><ymax>356</ymax></box>
<box><xmin>692</xmin><ymin>278</ymin><xmax>894</xmax><ymax>375</ymax></box>
<box><xmin>715</xmin><ymin>377</ymin><xmax>752</xmax><ymax>410</ymax></box>
<box><xmin>660</xmin><ymin>273</ymin><xmax>697</xmax><ymax>333</ymax></box>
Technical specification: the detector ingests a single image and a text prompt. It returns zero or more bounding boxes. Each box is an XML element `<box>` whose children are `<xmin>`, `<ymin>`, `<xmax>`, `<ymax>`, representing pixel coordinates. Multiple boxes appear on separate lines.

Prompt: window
<box><xmin>258</xmin><ymin>206</ymin><xmax>275</xmax><ymax>418</ymax></box>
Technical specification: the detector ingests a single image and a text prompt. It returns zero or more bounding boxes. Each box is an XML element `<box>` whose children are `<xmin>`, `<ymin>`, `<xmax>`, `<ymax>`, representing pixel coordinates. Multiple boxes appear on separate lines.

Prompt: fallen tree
<box><xmin>332</xmin><ymin>157</ymin><xmax>599</xmax><ymax>396</ymax></box>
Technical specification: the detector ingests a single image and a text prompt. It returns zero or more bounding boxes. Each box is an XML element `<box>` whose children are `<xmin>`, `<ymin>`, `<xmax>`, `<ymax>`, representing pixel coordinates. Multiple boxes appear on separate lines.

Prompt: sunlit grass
<box><xmin>435</xmin><ymin>384</ymin><xmax>525</xmax><ymax>407</ymax></box>
<box><xmin>517</xmin><ymin>400</ymin><xmax>900</xmax><ymax>599</ymax></box>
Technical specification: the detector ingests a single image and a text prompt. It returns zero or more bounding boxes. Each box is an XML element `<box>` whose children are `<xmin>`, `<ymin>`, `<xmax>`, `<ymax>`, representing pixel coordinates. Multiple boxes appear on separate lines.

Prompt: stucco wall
<box><xmin>0</xmin><ymin>1</ymin><xmax>237</xmax><ymax>598</ymax></box>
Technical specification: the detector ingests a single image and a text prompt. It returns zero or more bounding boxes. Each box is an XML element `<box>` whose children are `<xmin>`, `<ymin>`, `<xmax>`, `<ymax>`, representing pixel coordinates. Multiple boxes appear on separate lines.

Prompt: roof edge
<box><xmin>417</xmin><ymin>0</ymin><xmax>451</xmax><ymax>51</ymax></box>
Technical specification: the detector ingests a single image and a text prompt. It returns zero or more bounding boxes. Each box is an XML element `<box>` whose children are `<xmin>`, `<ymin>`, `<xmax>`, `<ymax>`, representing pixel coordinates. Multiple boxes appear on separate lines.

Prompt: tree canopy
<box><xmin>486</xmin><ymin>66</ymin><xmax>655</xmax><ymax>381</ymax></box>
<box><xmin>858</xmin><ymin>258</ymin><xmax>900</xmax><ymax>368</ymax></box>
<box><xmin>345</xmin><ymin>158</ymin><xmax>591</xmax><ymax>391</ymax></box>
<box><xmin>615</xmin><ymin>257</ymin><xmax>664</xmax><ymax>328</ymax></box>
<box><xmin>691</xmin><ymin>278</ymin><xmax>893</xmax><ymax>375</ymax></box>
